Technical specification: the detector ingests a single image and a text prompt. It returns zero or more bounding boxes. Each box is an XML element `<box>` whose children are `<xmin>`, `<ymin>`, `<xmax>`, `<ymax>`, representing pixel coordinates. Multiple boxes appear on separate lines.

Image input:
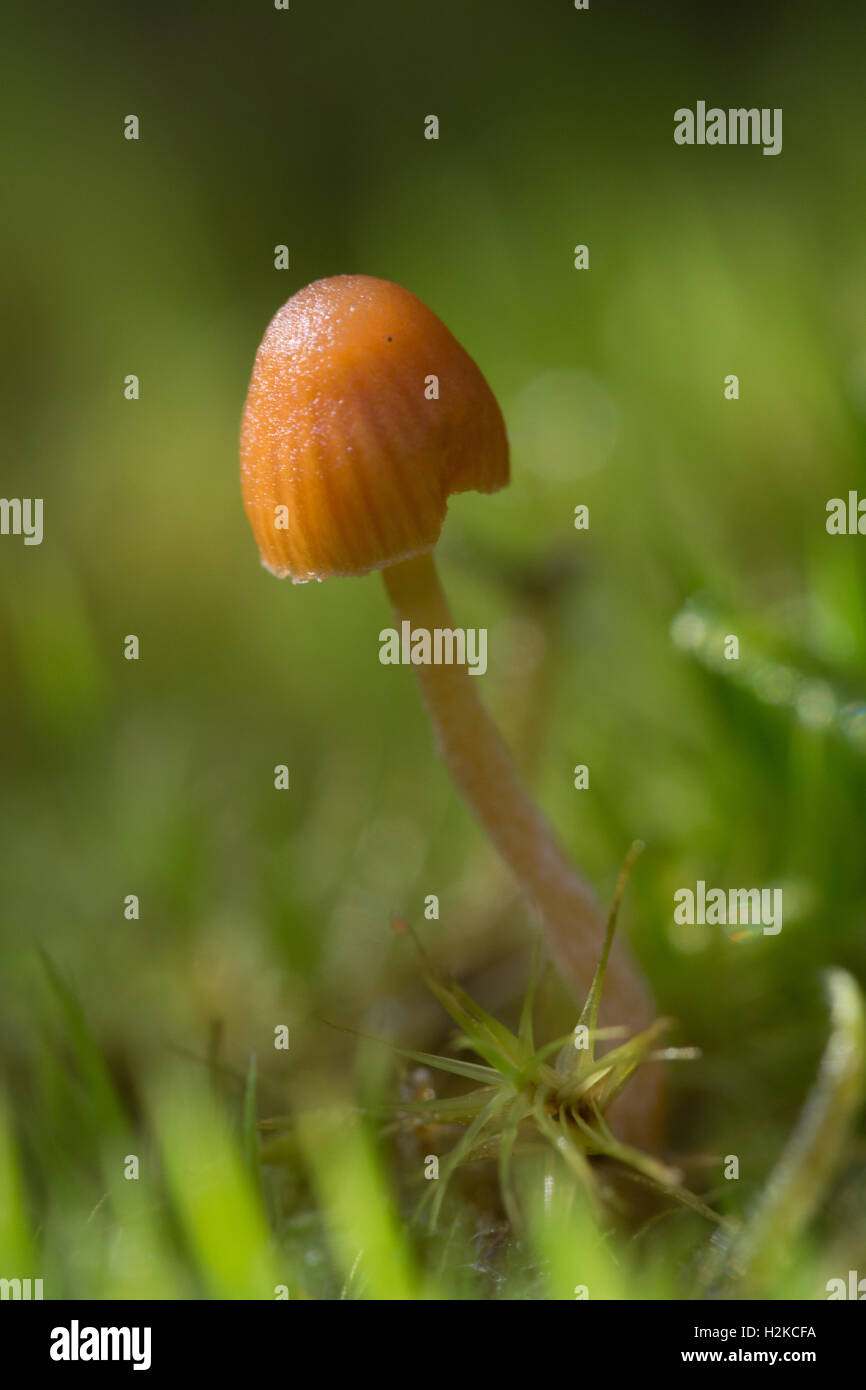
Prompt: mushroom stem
<box><xmin>383</xmin><ymin>551</ymin><xmax>662</xmax><ymax>1140</ymax></box>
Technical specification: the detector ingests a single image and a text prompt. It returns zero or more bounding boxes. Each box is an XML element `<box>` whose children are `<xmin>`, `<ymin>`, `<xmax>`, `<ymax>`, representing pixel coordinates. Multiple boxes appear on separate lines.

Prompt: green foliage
<box><xmin>1</xmin><ymin>0</ymin><xmax>865</xmax><ymax>1302</ymax></box>
<box><xmin>388</xmin><ymin>849</ymin><xmax>718</xmax><ymax>1232</ymax></box>
<box><xmin>1</xmin><ymin>939</ymin><xmax>861</xmax><ymax>1300</ymax></box>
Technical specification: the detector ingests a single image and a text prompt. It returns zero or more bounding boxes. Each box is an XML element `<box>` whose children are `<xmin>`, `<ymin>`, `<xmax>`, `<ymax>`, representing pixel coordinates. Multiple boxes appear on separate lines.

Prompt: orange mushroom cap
<box><xmin>240</xmin><ymin>274</ymin><xmax>509</xmax><ymax>581</ymax></box>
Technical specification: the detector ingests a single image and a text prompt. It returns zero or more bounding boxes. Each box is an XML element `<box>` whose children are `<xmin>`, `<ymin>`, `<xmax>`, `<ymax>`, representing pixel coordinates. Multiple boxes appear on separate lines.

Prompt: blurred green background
<box><xmin>1</xmin><ymin>0</ymin><xmax>865</xmax><ymax>1297</ymax></box>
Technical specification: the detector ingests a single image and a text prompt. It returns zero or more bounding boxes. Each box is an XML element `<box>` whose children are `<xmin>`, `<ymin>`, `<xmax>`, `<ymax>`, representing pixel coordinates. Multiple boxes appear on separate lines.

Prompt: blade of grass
<box><xmin>555</xmin><ymin>841</ymin><xmax>644</xmax><ymax>1076</ymax></box>
<box><xmin>729</xmin><ymin>968</ymin><xmax>866</xmax><ymax>1291</ymax></box>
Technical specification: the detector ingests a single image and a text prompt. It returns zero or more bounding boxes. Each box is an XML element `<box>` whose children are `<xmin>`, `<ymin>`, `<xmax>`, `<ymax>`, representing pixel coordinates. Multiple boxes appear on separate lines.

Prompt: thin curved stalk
<box><xmin>382</xmin><ymin>552</ymin><xmax>663</xmax><ymax>1143</ymax></box>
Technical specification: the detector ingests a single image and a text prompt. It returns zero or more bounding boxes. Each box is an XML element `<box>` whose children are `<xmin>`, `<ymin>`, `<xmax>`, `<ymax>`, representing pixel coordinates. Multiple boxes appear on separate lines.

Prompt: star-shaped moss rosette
<box><xmin>389</xmin><ymin>845</ymin><xmax>718</xmax><ymax>1230</ymax></box>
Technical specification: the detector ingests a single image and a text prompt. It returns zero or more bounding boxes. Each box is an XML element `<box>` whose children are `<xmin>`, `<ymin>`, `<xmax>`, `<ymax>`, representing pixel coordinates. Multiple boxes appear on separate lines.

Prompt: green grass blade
<box><xmin>555</xmin><ymin>842</ymin><xmax>644</xmax><ymax>1078</ymax></box>
<box><xmin>36</xmin><ymin>948</ymin><xmax>127</xmax><ymax>1137</ymax></box>
<box><xmin>578</xmin><ymin>841</ymin><xmax>645</xmax><ymax>1043</ymax></box>
<box><xmin>241</xmin><ymin>1051</ymin><xmax>260</xmax><ymax>1187</ymax></box>
<box><xmin>730</xmin><ymin>968</ymin><xmax>866</xmax><ymax>1291</ymax></box>
<box><xmin>150</xmin><ymin>1077</ymin><xmax>277</xmax><ymax>1299</ymax></box>
<box><xmin>298</xmin><ymin>1103</ymin><xmax>420</xmax><ymax>1300</ymax></box>
<box><xmin>0</xmin><ymin>1094</ymin><xmax>33</xmax><ymax>1270</ymax></box>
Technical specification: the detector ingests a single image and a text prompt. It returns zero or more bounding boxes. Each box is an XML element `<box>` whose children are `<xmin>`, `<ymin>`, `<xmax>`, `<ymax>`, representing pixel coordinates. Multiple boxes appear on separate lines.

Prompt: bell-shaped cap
<box><xmin>240</xmin><ymin>274</ymin><xmax>509</xmax><ymax>580</ymax></box>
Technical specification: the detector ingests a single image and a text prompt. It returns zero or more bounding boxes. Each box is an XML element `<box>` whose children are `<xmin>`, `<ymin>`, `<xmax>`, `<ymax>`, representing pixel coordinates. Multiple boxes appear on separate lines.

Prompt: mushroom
<box><xmin>241</xmin><ymin>274</ymin><xmax>661</xmax><ymax>1143</ymax></box>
